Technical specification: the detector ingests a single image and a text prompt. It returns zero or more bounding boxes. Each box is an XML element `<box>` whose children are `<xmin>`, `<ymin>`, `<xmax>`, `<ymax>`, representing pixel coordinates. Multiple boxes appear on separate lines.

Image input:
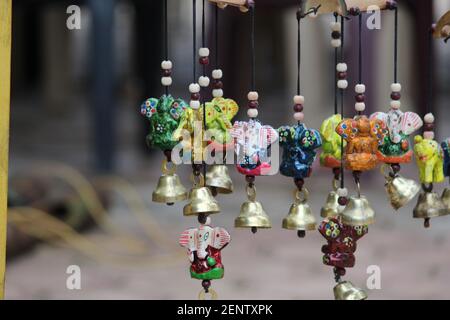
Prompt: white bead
<box><xmin>161</xmin><ymin>60</ymin><xmax>172</xmax><ymax>70</ymax></box>
<box><xmin>212</xmin><ymin>69</ymin><xmax>223</xmax><ymax>79</ymax></box>
<box><xmin>199</xmin><ymin>47</ymin><xmax>210</xmax><ymax>57</ymax></box>
<box><xmin>247</xmin><ymin>108</ymin><xmax>258</xmax><ymax>118</ymax></box>
<box><xmin>390</xmin><ymin>100</ymin><xmax>401</xmax><ymax>110</ymax></box>
<box><xmin>212</xmin><ymin>89</ymin><xmax>223</xmax><ymax>98</ymax></box>
<box><xmin>337</xmin><ymin>80</ymin><xmax>348</xmax><ymax>89</ymax></box>
<box><xmin>424</xmin><ymin>131</ymin><xmax>435</xmax><ymax>140</ymax></box>
<box><xmin>330</xmin><ymin>21</ymin><xmax>341</xmax><ymax>32</ymax></box>
<box><xmin>336</xmin><ymin>63</ymin><xmax>347</xmax><ymax>72</ymax></box>
<box><xmin>424</xmin><ymin>113</ymin><xmax>435</xmax><ymax>124</ymax></box>
<box><xmin>293</xmin><ymin>112</ymin><xmax>305</xmax><ymax>122</ymax></box>
<box><xmin>198</xmin><ymin>76</ymin><xmax>210</xmax><ymax>87</ymax></box>
<box><xmin>331</xmin><ymin>39</ymin><xmax>341</xmax><ymax>48</ymax></box>
<box><xmin>293</xmin><ymin>95</ymin><xmax>305</xmax><ymax>105</ymax></box>
<box><xmin>190</xmin><ymin>100</ymin><xmax>200</xmax><ymax>109</ymax></box>
<box><xmin>337</xmin><ymin>187</ymin><xmax>348</xmax><ymax>197</ymax></box>
<box><xmin>355</xmin><ymin>102</ymin><xmax>366</xmax><ymax>112</ymax></box>
<box><xmin>355</xmin><ymin>84</ymin><xmax>366</xmax><ymax>94</ymax></box>
<box><xmin>189</xmin><ymin>83</ymin><xmax>200</xmax><ymax>93</ymax></box>
<box><xmin>247</xmin><ymin>91</ymin><xmax>259</xmax><ymax>101</ymax></box>
<box><xmin>161</xmin><ymin>77</ymin><xmax>172</xmax><ymax>86</ymax></box>
<box><xmin>391</xmin><ymin>83</ymin><xmax>402</xmax><ymax>92</ymax></box>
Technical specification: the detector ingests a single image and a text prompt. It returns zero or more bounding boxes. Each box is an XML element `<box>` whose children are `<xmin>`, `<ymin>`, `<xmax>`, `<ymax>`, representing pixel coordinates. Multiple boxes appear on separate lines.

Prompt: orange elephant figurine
<box><xmin>335</xmin><ymin>115</ymin><xmax>387</xmax><ymax>171</ymax></box>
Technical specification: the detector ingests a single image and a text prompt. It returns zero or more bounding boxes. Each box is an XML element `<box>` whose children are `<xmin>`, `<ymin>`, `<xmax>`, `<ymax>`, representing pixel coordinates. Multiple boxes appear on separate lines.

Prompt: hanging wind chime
<box><xmin>370</xmin><ymin>2</ymin><xmax>422</xmax><ymax>210</ymax></box>
<box><xmin>411</xmin><ymin>14</ymin><xmax>450</xmax><ymax>227</ymax></box>
<box><xmin>141</xmin><ymin>0</ymin><xmax>188</xmax><ymax>205</ymax></box>
<box><xmin>278</xmin><ymin>4</ymin><xmax>322</xmax><ymax>238</ymax></box>
<box><xmin>232</xmin><ymin>1</ymin><xmax>279</xmax><ymax>233</ymax></box>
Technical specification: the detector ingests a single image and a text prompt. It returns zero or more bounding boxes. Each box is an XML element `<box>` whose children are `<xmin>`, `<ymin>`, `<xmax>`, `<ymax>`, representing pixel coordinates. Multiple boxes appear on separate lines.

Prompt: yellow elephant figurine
<box><xmin>319</xmin><ymin>114</ymin><xmax>346</xmax><ymax>168</ymax></box>
<box><xmin>414</xmin><ymin>135</ymin><xmax>444</xmax><ymax>184</ymax></box>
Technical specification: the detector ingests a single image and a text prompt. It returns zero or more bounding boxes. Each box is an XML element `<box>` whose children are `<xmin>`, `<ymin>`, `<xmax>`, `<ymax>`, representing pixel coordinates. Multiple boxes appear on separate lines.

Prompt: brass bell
<box><xmin>442</xmin><ymin>188</ymin><xmax>450</xmax><ymax>211</ymax></box>
<box><xmin>283</xmin><ymin>188</ymin><xmax>316</xmax><ymax>237</ymax></box>
<box><xmin>321</xmin><ymin>190</ymin><xmax>341</xmax><ymax>218</ymax></box>
<box><xmin>235</xmin><ymin>185</ymin><xmax>271</xmax><ymax>232</ymax></box>
<box><xmin>183</xmin><ymin>174</ymin><xmax>220</xmax><ymax>216</ymax></box>
<box><xmin>341</xmin><ymin>195</ymin><xmax>375</xmax><ymax>226</ymax></box>
<box><xmin>385</xmin><ymin>175</ymin><xmax>420</xmax><ymax>210</ymax></box>
<box><xmin>413</xmin><ymin>191</ymin><xmax>448</xmax><ymax>227</ymax></box>
<box><xmin>206</xmin><ymin>164</ymin><xmax>234</xmax><ymax>194</ymax></box>
<box><xmin>152</xmin><ymin>160</ymin><xmax>187</xmax><ymax>205</ymax></box>
<box><xmin>333</xmin><ymin>281</ymin><xmax>368</xmax><ymax>300</ymax></box>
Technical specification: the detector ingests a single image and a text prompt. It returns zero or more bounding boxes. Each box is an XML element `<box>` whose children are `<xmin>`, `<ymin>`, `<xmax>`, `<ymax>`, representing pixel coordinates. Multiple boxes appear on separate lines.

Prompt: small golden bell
<box><xmin>333</xmin><ymin>281</ymin><xmax>368</xmax><ymax>300</ymax></box>
<box><xmin>321</xmin><ymin>191</ymin><xmax>341</xmax><ymax>218</ymax></box>
<box><xmin>183</xmin><ymin>174</ymin><xmax>220</xmax><ymax>216</ymax></box>
<box><xmin>385</xmin><ymin>175</ymin><xmax>420</xmax><ymax>210</ymax></box>
<box><xmin>442</xmin><ymin>188</ymin><xmax>450</xmax><ymax>211</ymax></box>
<box><xmin>283</xmin><ymin>188</ymin><xmax>316</xmax><ymax>235</ymax></box>
<box><xmin>341</xmin><ymin>195</ymin><xmax>375</xmax><ymax>226</ymax></box>
<box><xmin>413</xmin><ymin>191</ymin><xmax>448</xmax><ymax>227</ymax></box>
<box><xmin>235</xmin><ymin>185</ymin><xmax>271</xmax><ymax>232</ymax></box>
<box><xmin>152</xmin><ymin>160</ymin><xmax>187</xmax><ymax>205</ymax></box>
<box><xmin>206</xmin><ymin>164</ymin><xmax>234</xmax><ymax>194</ymax></box>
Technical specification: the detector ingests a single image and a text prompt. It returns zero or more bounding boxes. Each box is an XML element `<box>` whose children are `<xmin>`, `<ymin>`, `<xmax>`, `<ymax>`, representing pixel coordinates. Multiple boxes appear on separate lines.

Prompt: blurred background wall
<box><xmin>5</xmin><ymin>0</ymin><xmax>450</xmax><ymax>299</ymax></box>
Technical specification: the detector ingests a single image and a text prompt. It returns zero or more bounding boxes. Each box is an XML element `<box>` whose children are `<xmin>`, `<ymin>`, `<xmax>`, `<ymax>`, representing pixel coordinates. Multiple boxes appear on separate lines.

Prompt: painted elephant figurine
<box><xmin>231</xmin><ymin>120</ymin><xmax>279</xmax><ymax>176</ymax></box>
<box><xmin>319</xmin><ymin>114</ymin><xmax>346</xmax><ymax>168</ymax></box>
<box><xmin>370</xmin><ymin>110</ymin><xmax>423</xmax><ymax>163</ymax></box>
<box><xmin>319</xmin><ymin>216</ymin><xmax>368</xmax><ymax>271</ymax></box>
<box><xmin>336</xmin><ymin>115</ymin><xmax>387</xmax><ymax>171</ymax></box>
<box><xmin>414</xmin><ymin>135</ymin><xmax>444</xmax><ymax>184</ymax></box>
<box><xmin>278</xmin><ymin>123</ymin><xmax>322</xmax><ymax>179</ymax></box>
<box><xmin>442</xmin><ymin>138</ymin><xmax>450</xmax><ymax>177</ymax></box>
<box><xmin>140</xmin><ymin>95</ymin><xmax>188</xmax><ymax>151</ymax></box>
<box><xmin>179</xmin><ymin>224</ymin><xmax>231</xmax><ymax>280</ymax></box>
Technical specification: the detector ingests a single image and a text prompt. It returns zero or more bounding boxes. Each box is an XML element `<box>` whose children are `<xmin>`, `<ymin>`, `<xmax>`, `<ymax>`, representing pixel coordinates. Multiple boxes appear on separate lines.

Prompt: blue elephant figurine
<box><xmin>278</xmin><ymin>124</ymin><xmax>322</xmax><ymax>179</ymax></box>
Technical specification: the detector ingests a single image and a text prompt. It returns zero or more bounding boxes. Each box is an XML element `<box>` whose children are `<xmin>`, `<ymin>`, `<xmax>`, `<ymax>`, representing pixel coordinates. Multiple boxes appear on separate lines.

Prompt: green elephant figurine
<box><xmin>319</xmin><ymin>114</ymin><xmax>346</xmax><ymax>168</ymax></box>
<box><xmin>414</xmin><ymin>135</ymin><xmax>444</xmax><ymax>184</ymax></box>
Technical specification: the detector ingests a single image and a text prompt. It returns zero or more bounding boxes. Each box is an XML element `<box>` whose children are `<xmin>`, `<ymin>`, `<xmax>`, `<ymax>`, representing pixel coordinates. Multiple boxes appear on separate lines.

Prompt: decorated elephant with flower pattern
<box><xmin>140</xmin><ymin>95</ymin><xmax>188</xmax><ymax>151</ymax></box>
<box><xmin>179</xmin><ymin>224</ymin><xmax>231</xmax><ymax>280</ymax></box>
<box><xmin>414</xmin><ymin>135</ymin><xmax>444</xmax><ymax>184</ymax></box>
<box><xmin>278</xmin><ymin>124</ymin><xmax>322</xmax><ymax>179</ymax></box>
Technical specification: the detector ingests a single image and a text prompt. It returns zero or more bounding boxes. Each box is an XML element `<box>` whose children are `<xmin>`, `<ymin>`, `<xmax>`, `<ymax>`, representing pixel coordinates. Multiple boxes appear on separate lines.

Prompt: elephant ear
<box><xmin>140</xmin><ymin>98</ymin><xmax>158</xmax><ymax>120</ymax></box>
<box><xmin>169</xmin><ymin>99</ymin><xmax>188</xmax><ymax>121</ymax></box>
<box><xmin>335</xmin><ymin>119</ymin><xmax>357</xmax><ymax>142</ymax></box>
<box><xmin>212</xmin><ymin>97</ymin><xmax>239</xmax><ymax>121</ymax></box>
<box><xmin>278</xmin><ymin>126</ymin><xmax>294</xmax><ymax>145</ymax></box>
<box><xmin>400</xmin><ymin>112</ymin><xmax>423</xmax><ymax>135</ymax></box>
<box><xmin>369</xmin><ymin>112</ymin><xmax>388</xmax><ymax>125</ymax></box>
<box><xmin>320</xmin><ymin>114</ymin><xmax>341</xmax><ymax>142</ymax></box>
<box><xmin>370</xmin><ymin>119</ymin><xmax>388</xmax><ymax>145</ymax></box>
<box><xmin>179</xmin><ymin>228</ymin><xmax>197</xmax><ymax>251</ymax></box>
<box><xmin>210</xmin><ymin>227</ymin><xmax>231</xmax><ymax>249</ymax></box>
<box><xmin>300</xmin><ymin>128</ymin><xmax>322</xmax><ymax>150</ymax></box>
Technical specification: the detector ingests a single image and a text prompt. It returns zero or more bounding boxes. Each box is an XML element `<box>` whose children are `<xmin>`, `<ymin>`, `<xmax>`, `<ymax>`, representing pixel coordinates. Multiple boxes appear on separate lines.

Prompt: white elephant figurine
<box><xmin>179</xmin><ymin>224</ymin><xmax>231</xmax><ymax>280</ymax></box>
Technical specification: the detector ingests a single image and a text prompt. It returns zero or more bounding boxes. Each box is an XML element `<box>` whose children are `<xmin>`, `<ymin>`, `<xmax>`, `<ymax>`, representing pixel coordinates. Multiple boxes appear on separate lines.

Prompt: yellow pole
<box><xmin>0</xmin><ymin>0</ymin><xmax>12</xmax><ymax>299</ymax></box>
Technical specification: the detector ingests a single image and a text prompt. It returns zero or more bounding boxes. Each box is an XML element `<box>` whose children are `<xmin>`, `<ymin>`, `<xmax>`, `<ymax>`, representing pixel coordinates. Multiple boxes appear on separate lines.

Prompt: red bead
<box><xmin>245</xmin><ymin>175</ymin><xmax>255</xmax><ymax>184</ymax></box>
<box><xmin>162</xmin><ymin>69</ymin><xmax>172</xmax><ymax>77</ymax></box>
<box><xmin>338</xmin><ymin>196</ymin><xmax>348</xmax><ymax>206</ymax></box>
<box><xmin>199</xmin><ymin>57</ymin><xmax>209</xmax><ymax>65</ymax></box>
<box><xmin>331</xmin><ymin>31</ymin><xmax>341</xmax><ymax>39</ymax></box>
<box><xmin>391</xmin><ymin>92</ymin><xmax>401</xmax><ymax>100</ymax></box>
<box><xmin>293</xmin><ymin>104</ymin><xmax>304</xmax><ymax>112</ymax></box>
<box><xmin>191</xmin><ymin>93</ymin><xmax>200</xmax><ymax>100</ymax></box>
<box><xmin>294</xmin><ymin>178</ymin><xmax>304</xmax><ymax>190</ymax></box>
<box><xmin>213</xmin><ymin>80</ymin><xmax>223</xmax><ymax>89</ymax></box>
<box><xmin>337</xmin><ymin>72</ymin><xmax>347</xmax><ymax>79</ymax></box>
<box><xmin>248</xmin><ymin>100</ymin><xmax>258</xmax><ymax>109</ymax></box>
<box><xmin>355</xmin><ymin>94</ymin><xmax>365</xmax><ymax>102</ymax></box>
<box><xmin>424</xmin><ymin>123</ymin><xmax>434</xmax><ymax>131</ymax></box>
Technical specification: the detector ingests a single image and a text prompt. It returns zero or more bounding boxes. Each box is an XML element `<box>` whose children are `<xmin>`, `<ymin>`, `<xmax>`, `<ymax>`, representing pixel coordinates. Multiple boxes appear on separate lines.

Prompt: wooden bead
<box><xmin>248</xmin><ymin>91</ymin><xmax>259</xmax><ymax>101</ymax></box>
<box><xmin>293</xmin><ymin>112</ymin><xmax>305</xmax><ymax>122</ymax></box>
<box><xmin>331</xmin><ymin>31</ymin><xmax>341</xmax><ymax>39</ymax></box>
<box><xmin>423</xmin><ymin>123</ymin><xmax>434</xmax><ymax>131</ymax></box>
<box><xmin>355</xmin><ymin>94</ymin><xmax>365</xmax><ymax>102</ymax></box>
<box><xmin>212</xmin><ymin>69</ymin><xmax>223</xmax><ymax>79</ymax></box>
<box><xmin>337</xmin><ymin>71</ymin><xmax>347</xmax><ymax>79</ymax></box>
<box><xmin>161</xmin><ymin>60</ymin><xmax>172</xmax><ymax>70</ymax></box>
<box><xmin>191</xmin><ymin>93</ymin><xmax>200</xmax><ymax>100</ymax></box>
<box><xmin>338</xmin><ymin>196</ymin><xmax>348</xmax><ymax>206</ymax></box>
<box><xmin>212</xmin><ymin>89</ymin><xmax>223</xmax><ymax>98</ymax></box>
<box><xmin>198</xmin><ymin>47</ymin><xmax>210</xmax><ymax>57</ymax></box>
<box><xmin>162</xmin><ymin>69</ymin><xmax>172</xmax><ymax>77</ymax></box>
<box><xmin>189</xmin><ymin>83</ymin><xmax>200</xmax><ymax>93</ymax></box>
<box><xmin>293</xmin><ymin>104</ymin><xmax>303</xmax><ymax>112</ymax></box>
<box><xmin>213</xmin><ymin>80</ymin><xmax>223</xmax><ymax>89</ymax></box>
<box><xmin>248</xmin><ymin>100</ymin><xmax>258</xmax><ymax>109</ymax></box>
<box><xmin>199</xmin><ymin>57</ymin><xmax>209</xmax><ymax>65</ymax></box>
<box><xmin>355</xmin><ymin>84</ymin><xmax>365</xmax><ymax>93</ymax></box>
<box><xmin>391</xmin><ymin>83</ymin><xmax>401</xmax><ymax>92</ymax></box>
<box><xmin>424</xmin><ymin>113</ymin><xmax>434</xmax><ymax>124</ymax></box>
<box><xmin>293</xmin><ymin>95</ymin><xmax>305</xmax><ymax>104</ymax></box>
<box><xmin>161</xmin><ymin>77</ymin><xmax>172</xmax><ymax>86</ymax></box>
<box><xmin>391</xmin><ymin>92</ymin><xmax>401</xmax><ymax>100</ymax></box>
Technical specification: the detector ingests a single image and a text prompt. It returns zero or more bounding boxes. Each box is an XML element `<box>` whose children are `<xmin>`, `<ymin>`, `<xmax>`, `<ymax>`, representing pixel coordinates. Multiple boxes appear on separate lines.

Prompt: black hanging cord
<box><xmin>340</xmin><ymin>15</ymin><xmax>345</xmax><ymax>189</ymax></box>
<box><xmin>334</xmin><ymin>13</ymin><xmax>338</xmax><ymax>115</ymax></box>
<box><xmin>427</xmin><ymin>27</ymin><xmax>433</xmax><ymax>116</ymax></box>
<box><xmin>192</xmin><ymin>0</ymin><xmax>197</xmax><ymax>83</ymax></box>
<box><xmin>358</xmin><ymin>13</ymin><xmax>362</xmax><ymax>84</ymax></box>
<box><xmin>394</xmin><ymin>6</ymin><xmax>398</xmax><ymax>83</ymax></box>
<box><xmin>164</xmin><ymin>0</ymin><xmax>169</xmax><ymax>96</ymax></box>
<box><xmin>250</xmin><ymin>5</ymin><xmax>256</xmax><ymax>92</ymax></box>
<box><xmin>297</xmin><ymin>8</ymin><xmax>301</xmax><ymax>95</ymax></box>
<box><xmin>215</xmin><ymin>5</ymin><xmax>219</xmax><ymax>69</ymax></box>
<box><xmin>201</xmin><ymin>0</ymin><xmax>207</xmax><ymax>182</ymax></box>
